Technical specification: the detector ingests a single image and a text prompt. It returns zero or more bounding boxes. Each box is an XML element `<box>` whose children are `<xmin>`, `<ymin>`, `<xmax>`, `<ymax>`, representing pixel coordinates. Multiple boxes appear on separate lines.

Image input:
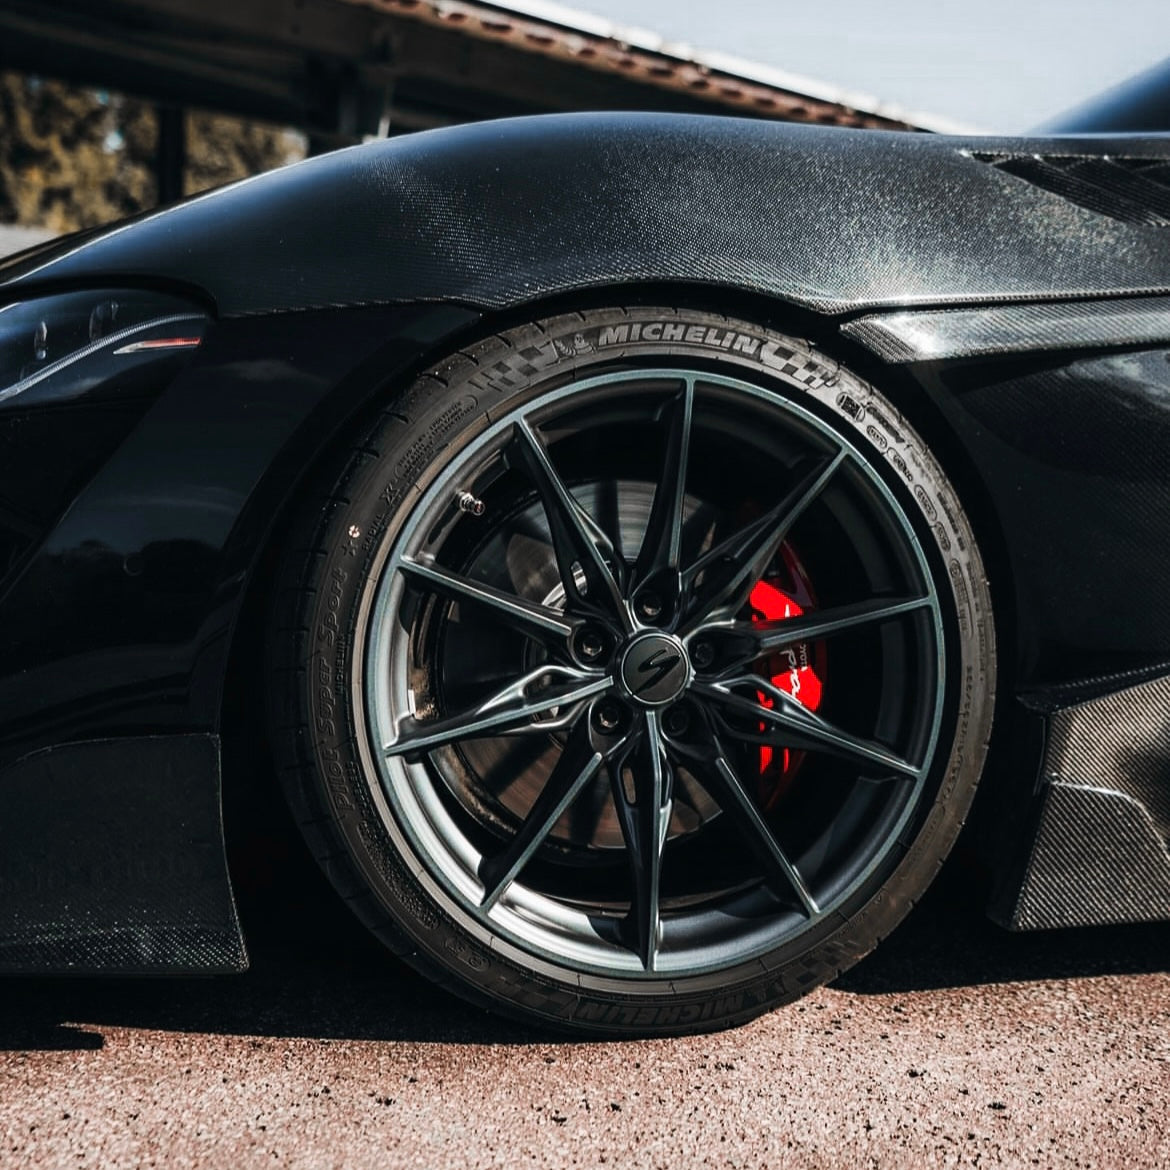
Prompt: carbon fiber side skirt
<box><xmin>993</xmin><ymin>676</ymin><xmax>1170</xmax><ymax>930</ymax></box>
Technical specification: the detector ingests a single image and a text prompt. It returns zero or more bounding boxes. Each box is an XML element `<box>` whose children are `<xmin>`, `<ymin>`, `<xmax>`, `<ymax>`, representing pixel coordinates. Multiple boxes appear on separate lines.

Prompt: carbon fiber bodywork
<box><xmin>994</xmin><ymin>676</ymin><xmax>1170</xmax><ymax>930</ymax></box>
<box><xmin>3</xmin><ymin>115</ymin><xmax>1170</xmax><ymax>317</ymax></box>
<box><xmin>842</xmin><ymin>298</ymin><xmax>1170</xmax><ymax>362</ymax></box>
<box><xmin>0</xmin><ymin>112</ymin><xmax>1169</xmax><ymax>970</ymax></box>
<box><xmin>0</xmin><ymin>735</ymin><xmax>246</xmax><ymax>972</ymax></box>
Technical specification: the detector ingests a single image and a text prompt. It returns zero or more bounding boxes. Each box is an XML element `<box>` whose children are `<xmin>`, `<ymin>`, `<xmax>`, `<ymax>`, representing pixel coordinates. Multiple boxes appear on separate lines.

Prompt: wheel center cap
<box><xmin>618</xmin><ymin>632</ymin><xmax>692</xmax><ymax>707</ymax></box>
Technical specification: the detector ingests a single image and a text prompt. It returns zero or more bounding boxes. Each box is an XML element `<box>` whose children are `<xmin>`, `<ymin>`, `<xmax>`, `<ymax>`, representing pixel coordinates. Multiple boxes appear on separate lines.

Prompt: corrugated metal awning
<box><xmin>343</xmin><ymin>0</ymin><xmax>956</xmax><ymax>131</ymax></box>
<box><xmin>0</xmin><ymin>0</ymin><xmax>958</xmax><ymax>140</ymax></box>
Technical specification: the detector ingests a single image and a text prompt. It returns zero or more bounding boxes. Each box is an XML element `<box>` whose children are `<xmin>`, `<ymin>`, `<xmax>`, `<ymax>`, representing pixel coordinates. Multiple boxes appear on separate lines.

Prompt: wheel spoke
<box><xmin>695</xmin><ymin>674</ymin><xmax>921</xmax><ymax>778</ymax></box>
<box><xmin>478</xmin><ymin>719</ymin><xmax>604</xmax><ymax>910</ymax></box>
<box><xmin>399</xmin><ymin>557</ymin><xmax>576</xmax><ymax>645</ymax></box>
<box><xmin>610</xmin><ymin>712</ymin><xmax>673</xmax><ymax>971</ymax></box>
<box><xmin>634</xmin><ymin>378</ymin><xmax>694</xmax><ymax>593</ymax></box>
<box><xmin>679</xmin><ymin>736</ymin><xmax>818</xmax><ymax>915</ymax></box>
<box><xmin>385</xmin><ymin>666</ymin><xmax>612</xmax><ymax>757</ymax></box>
<box><xmin>594</xmin><ymin>476</ymin><xmax>625</xmax><ymax>563</ymax></box>
<box><xmin>696</xmin><ymin>595</ymin><xmax>933</xmax><ymax>669</ymax></box>
<box><xmin>682</xmin><ymin>449</ymin><xmax>847</xmax><ymax>630</ymax></box>
<box><xmin>511</xmin><ymin>419</ymin><xmax>628</xmax><ymax>625</ymax></box>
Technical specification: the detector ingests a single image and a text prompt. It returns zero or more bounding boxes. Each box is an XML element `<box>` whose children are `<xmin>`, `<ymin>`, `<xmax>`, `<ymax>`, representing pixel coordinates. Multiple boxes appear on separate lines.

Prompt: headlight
<box><xmin>0</xmin><ymin>288</ymin><xmax>208</xmax><ymax>408</ymax></box>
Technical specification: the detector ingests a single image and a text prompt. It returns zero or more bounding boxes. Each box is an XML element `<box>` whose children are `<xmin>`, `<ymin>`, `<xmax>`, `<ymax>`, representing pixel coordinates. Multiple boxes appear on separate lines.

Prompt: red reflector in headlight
<box><xmin>113</xmin><ymin>336</ymin><xmax>203</xmax><ymax>354</ymax></box>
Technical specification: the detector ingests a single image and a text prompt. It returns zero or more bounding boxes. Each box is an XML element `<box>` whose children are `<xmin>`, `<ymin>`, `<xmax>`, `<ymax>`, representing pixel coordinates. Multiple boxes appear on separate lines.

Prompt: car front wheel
<box><xmin>268</xmin><ymin>305</ymin><xmax>995</xmax><ymax>1036</ymax></box>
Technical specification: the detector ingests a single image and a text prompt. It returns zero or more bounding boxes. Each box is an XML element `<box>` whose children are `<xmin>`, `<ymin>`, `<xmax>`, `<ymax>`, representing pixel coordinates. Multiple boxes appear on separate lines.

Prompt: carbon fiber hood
<box><xmin>3</xmin><ymin>113</ymin><xmax>1170</xmax><ymax>317</ymax></box>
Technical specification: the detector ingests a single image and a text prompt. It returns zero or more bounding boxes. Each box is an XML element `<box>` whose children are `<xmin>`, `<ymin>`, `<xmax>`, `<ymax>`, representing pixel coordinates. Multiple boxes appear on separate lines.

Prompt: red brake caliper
<box><xmin>748</xmin><ymin>544</ymin><xmax>826</xmax><ymax>811</ymax></box>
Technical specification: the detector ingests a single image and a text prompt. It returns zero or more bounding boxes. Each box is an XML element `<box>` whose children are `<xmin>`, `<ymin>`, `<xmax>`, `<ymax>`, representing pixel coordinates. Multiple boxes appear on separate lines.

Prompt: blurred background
<box><xmin>0</xmin><ymin>0</ymin><xmax>1165</xmax><ymax>252</ymax></box>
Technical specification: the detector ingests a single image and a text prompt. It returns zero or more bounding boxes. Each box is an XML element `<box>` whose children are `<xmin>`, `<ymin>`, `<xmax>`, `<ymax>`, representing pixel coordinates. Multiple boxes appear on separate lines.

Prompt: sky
<box><xmin>565</xmin><ymin>0</ymin><xmax>1168</xmax><ymax>131</ymax></box>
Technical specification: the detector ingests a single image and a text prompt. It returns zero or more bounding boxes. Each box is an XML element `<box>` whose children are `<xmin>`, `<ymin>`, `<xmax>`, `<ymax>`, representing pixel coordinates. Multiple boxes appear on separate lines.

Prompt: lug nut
<box><xmin>637</xmin><ymin>591</ymin><xmax>664</xmax><ymax>621</ymax></box>
<box><xmin>578</xmin><ymin>628</ymin><xmax>606</xmax><ymax>660</ymax></box>
<box><xmin>663</xmin><ymin>705</ymin><xmax>690</xmax><ymax>737</ymax></box>
<box><xmin>690</xmin><ymin>639</ymin><xmax>715</xmax><ymax>670</ymax></box>
<box><xmin>593</xmin><ymin>700</ymin><xmax>623</xmax><ymax>733</ymax></box>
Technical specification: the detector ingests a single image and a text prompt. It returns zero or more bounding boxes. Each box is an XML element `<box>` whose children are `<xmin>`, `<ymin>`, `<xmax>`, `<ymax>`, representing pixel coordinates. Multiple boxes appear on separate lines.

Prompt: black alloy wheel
<box><xmin>269</xmin><ymin>306</ymin><xmax>995</xmax><ymax>1035</ymax></box>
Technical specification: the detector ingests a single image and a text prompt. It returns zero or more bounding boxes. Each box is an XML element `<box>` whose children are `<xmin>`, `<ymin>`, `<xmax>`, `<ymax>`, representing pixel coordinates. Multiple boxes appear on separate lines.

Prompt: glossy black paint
<box><xmin>1036</xmin><ymin>56</ymin><xmax>1170</xmax><ymax>134</ymax></box>
<box><xmin>2</xmin><ymin>115</ymin><xmax>1170</xmax><ymax>318</ymax></box>
<box><xmin>0</xmin><ymin>288</ymin><xmax>207</xmax><ymax>402</ymax></box>
<box><xmin>0</xmin><ymin>303</ymin><xmax>478</xmax><ymax>774</ymax></box>
<box><xmin>911</xmin><ymin>346</ymin><xmax>1170</xmax><ymax>706</ymax></box>
<box><xmin>0</xmin><ymin>289</ymin><xmax>211</xmax><ymax>581</ymax></box>
<box><xmin>0</xmin><ymin>394</ymin><xmax>153</xmax><ymax>581</ymax></box>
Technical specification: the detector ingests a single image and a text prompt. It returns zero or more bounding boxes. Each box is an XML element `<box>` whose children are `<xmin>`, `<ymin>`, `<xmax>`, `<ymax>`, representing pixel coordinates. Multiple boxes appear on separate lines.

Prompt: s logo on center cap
<box><xmin>635</xmin><ymin>646</ymin><xmax>681</xmax><ymax>695</ymax></box>
<box><xmin>620</xmin><ymin>633</ymin><xmax>691</xmax><ymax>706</ymax></box>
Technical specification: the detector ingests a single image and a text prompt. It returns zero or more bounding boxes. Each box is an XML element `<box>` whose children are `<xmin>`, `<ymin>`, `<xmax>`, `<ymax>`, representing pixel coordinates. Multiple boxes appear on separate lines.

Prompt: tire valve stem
<box><xmin>456</xmin><ymin>490</ymin><xmax>486</xmax><ymax>517</ymax></box>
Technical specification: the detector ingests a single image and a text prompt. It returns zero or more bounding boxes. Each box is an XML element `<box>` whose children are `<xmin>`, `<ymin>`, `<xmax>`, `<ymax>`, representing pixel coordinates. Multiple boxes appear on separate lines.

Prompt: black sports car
<box><xmin>2</xmin><ymin>72</ymin><xmax>1170</xmax><ymax>1036</ymax></box>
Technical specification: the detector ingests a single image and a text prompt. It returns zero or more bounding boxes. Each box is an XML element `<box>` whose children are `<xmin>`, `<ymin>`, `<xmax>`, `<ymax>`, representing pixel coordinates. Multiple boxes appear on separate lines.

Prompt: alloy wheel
<box><xmin>361</xmin><ymin>367</ymin><xmax>947</xmax><ymax>978</ymax></box>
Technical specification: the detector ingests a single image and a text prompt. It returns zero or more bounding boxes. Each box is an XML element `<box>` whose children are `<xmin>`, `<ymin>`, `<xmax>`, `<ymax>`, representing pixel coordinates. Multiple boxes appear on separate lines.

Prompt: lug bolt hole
<box><xmin>662</xmin><ymin>704</ymin><xmax>691</xmax><ymax>737</ymax></box>
<box><xmin>690</xmin><ymin>639</ymin><xmax>716</xmax><ymax>670</ymax></box>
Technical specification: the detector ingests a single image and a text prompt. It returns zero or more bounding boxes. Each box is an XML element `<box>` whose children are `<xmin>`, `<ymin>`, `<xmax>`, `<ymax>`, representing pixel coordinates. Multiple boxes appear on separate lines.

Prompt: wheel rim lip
<box><xmin>358</xmin><ymin>365</ymin><xmax>948</xmax><ymax>980</ymax></box>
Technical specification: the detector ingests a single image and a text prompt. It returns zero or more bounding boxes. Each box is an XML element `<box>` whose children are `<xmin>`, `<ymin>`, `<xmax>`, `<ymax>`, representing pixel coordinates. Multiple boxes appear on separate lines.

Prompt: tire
<box><xmin>268</xmin><ymin>305</ymin><xmax>995</xmax><ymax>1036</ymax></box>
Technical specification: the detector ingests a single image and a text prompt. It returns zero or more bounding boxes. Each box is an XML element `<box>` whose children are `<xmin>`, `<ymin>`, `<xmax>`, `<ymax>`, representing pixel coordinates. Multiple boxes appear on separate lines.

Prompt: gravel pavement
<box><xmin>2</xmin><ymin>875</ymin><xmax>1166</xmax><ymax>1170</ymax></box>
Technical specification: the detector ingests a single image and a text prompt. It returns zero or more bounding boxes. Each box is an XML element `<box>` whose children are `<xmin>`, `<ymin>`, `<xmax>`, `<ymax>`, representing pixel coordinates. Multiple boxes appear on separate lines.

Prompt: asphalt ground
<box><xmin>1</xmin><ymin>861</ymin><xmax>1167</xmax><ymax>1170</ymax></box>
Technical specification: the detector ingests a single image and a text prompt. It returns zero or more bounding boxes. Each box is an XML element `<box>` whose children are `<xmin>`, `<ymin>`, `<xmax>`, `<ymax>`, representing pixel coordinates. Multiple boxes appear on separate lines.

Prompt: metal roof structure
<box><xmin>0</xmin><ymin>0</ymin><xmax>949</xmax><ymax>145</ymax></box>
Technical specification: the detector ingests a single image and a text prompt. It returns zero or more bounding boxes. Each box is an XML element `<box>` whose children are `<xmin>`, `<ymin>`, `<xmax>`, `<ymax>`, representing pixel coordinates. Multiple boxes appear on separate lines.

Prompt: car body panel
<box><xmin>1035</xmin><ymin>56</ymin><xmax>1170</xmax><ymax>135</ymax></box>
<box><xmin>0</xmin><ymin>304</ymin><xmax>478</xmax><ymax>774</ymax></box>
<box><xmin>2</xmin><ymin>114</ymin><xmax>1170</xmax><ymax>320</ymax></box>
<box><xmin>1</xmin><ymin>112</ymin><xmax>1168</xmax><ymax>971</ymax></box>
<box><xmin>0</xmin><ymin>734</ymin><xmax>246</xmax><ymax>974</ymax></box>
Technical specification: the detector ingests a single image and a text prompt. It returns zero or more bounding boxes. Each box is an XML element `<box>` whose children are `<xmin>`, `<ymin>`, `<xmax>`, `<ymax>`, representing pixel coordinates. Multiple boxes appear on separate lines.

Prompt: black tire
<box><xmin>268</xmin><ymin>305</ymin><xmax>995</xmax><ymax>1036</ymax></box>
